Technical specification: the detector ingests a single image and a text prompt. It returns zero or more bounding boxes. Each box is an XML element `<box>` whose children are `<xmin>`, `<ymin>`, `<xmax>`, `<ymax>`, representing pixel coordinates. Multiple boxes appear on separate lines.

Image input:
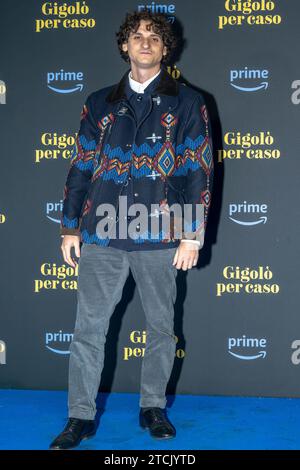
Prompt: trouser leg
<box><xmin>128</xmin><ymin>248</ymin><xmax>178</xmax><ymax>409</ymax></box>
<box><xmin>68</xmin><ymin>244</ymin><xmax>130</xmax><ymax>420</ymax></box>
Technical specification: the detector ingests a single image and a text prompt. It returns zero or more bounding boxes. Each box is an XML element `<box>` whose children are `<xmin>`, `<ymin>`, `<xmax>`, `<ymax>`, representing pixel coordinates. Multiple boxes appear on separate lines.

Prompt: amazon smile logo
<box><xmin>230</xmin><ymin>67</ymin><xmax>269</xmax><ymax>92</ymax></box>
<box><xmin>47</xmin><ymin>70</ymin><xmax>84</xmax><ymax>94</ymax></box>
<box><xmin>229</xmin><ymin>201</ymin><xmax>268</xmax><ymax>226</ymax></box>
<box><xmin>228</xmin><ymin>336</ymin><xmax>267</xmax><ymax>361</ymax></box>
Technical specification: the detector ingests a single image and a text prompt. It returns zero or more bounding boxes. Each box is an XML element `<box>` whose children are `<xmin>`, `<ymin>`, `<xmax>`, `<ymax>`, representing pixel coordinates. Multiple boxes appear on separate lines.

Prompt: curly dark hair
<box><xmin>116</xmin><ymin>10</ymin><xmax>177</xmax><ymax>65</ymax></box>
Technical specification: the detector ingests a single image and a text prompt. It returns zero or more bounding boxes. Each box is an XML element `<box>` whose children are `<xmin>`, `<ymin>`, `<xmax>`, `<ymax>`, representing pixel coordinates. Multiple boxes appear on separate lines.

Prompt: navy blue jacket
<box><xmin>60</xmin><ymin>66</ymin><xmax>214</xmax><ymax>249</ymax></box>
<box><xmin>108</xmin><ymin>69</ymin><xmax>181</xmax><ymax>251</ymax></box>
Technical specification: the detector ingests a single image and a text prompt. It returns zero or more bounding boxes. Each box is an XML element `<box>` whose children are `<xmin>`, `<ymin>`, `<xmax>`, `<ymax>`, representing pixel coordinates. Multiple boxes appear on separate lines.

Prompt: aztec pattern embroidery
<box><xmin>91</xmin><ymin>113</ymin><xmax>115</xmax><ymax>181</ymax></box>
<box><xmin>196</xmin><ymin>104</ymin><xmax>213</xmax><ymax>235</ymax></box>
<box><xmin>90</xmin><ymin>111</ymin><xmax>179</xmax><ymax>183</ymax></box>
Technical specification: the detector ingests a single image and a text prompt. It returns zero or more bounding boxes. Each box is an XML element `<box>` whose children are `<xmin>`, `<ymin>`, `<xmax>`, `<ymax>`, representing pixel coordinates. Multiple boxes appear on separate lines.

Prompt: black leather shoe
<box><xmin>139</xmin><ymin>407</ymin><xmax>176</xmax><ymax>439</ymax></box>
<box><xmin>49</xmin><ymin>417</ymin><xmax>96</xmax><ymax>450</ymax></box>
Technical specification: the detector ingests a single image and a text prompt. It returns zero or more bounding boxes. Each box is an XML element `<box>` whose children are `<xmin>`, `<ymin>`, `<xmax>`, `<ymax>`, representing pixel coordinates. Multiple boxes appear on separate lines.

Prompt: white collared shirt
<box><xmin>128</xmin><ymin>69</ymin><xmax>161</xmax><ymax>94</ymax></box>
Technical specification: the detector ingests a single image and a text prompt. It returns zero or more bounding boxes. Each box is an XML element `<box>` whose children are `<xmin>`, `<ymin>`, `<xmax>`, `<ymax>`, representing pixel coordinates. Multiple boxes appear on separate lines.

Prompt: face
<box><xmin>122</xmin><ymin>20</ymin><xmax>167</xmax><ymax>69</ymax></box>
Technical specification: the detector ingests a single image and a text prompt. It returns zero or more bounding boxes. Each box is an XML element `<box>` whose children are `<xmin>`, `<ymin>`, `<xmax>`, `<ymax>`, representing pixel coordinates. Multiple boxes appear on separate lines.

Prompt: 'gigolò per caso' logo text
<box><xmin>218</xmin><ymin>131</ymin><xmax>280</xmax><ymax>162</ymax></box>
<box><xmin>35</xmin><ymin>133</ymin><xmax>76</xmax><ymax>163</ymax></box>
<box><xmin>36</xmin><ymin>1</ymin><xmax>96</xmax><ymax>32</ymax></box>
<box><xmin>34</xmin><ymin>263</ymin><xmax>78</xmax><ymax>292</ymax></box>
<box><xmin>123</xmin><ymin>331</ymin><xmax>185</xmax><ymax>361</ymax></box>
<box><xmin>219</xmin><ymin>1</ymin><xmax>282</xmax><ymax>29</ymax></box>
<box><xmin>216</xmin><ymin>266</ymin><xmax>279</xmax><ymax>296</ymax></box>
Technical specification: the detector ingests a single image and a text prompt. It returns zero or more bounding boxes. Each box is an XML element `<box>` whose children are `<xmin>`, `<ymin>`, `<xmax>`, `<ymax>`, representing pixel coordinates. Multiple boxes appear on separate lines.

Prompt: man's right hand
<box><xmin>61</xmin><ymin>235</ymin><xmax>81</xmax><ymax>268</ymax></box>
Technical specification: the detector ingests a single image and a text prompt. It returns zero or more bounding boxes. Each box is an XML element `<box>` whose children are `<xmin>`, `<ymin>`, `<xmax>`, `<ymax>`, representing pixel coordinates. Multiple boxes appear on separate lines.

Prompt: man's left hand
<box><xmin>172</xmin><ymin>241</ymin><xmax>199</xmax><ymax>270</ymax></box>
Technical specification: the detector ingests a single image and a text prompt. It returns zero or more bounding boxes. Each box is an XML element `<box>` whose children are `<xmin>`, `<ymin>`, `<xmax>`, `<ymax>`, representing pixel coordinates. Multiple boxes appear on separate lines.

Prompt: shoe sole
<box><xmin>49</xmin><ymin>432</ymin><xmax>96</xmax><ymax>450</ymax></box>
<box><xmin>139</xmin><ymin>417</ymin><xmax>176</xmax><ymax>440</ymax></box>
<box><xmin>140</xmin><ymin>425</ymin><xmax>176</xmax><ymax>440</ymax></box>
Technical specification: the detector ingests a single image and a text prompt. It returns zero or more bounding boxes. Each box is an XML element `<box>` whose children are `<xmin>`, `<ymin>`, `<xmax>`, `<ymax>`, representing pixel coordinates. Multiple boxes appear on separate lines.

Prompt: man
<box><xmin>50</xmin><ymin>10</ymin><xmax>214</xmax><ymax>450</ymax></box>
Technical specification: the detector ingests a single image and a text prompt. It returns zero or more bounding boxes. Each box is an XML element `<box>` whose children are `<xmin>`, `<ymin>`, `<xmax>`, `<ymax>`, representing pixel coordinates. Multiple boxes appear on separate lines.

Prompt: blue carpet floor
<box><xmin>0</xmin><ymin>390</ymin><xmax>299</xmax><ymax>450</ymax></box>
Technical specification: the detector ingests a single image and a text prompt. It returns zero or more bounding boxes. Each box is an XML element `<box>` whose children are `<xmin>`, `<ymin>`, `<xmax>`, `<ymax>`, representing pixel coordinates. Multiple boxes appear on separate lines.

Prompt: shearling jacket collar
<box><xmin>105</xmin><ymin>65</ymin><xmax>179</xmax><ymax>103</ymax></box>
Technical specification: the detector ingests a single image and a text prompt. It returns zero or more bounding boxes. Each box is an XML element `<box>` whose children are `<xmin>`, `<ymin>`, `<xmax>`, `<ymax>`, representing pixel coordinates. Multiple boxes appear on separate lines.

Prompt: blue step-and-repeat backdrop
<box><xmin>1</xmin><ymin>0</ymin><xmax>299</xmax><ymax>397</ymax></box>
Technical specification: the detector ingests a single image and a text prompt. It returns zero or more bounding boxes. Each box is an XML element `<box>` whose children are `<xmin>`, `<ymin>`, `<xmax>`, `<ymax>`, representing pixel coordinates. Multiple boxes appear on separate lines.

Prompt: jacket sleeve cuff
<box><xmin>181</xmin><ymin>239</ymin><xmax>201</xmax><ymax>247</ymax></box>
<box><xmin>181</xmin><ymin>225</ymin><xmax>205</xmax><ymax>248</ymax></box>
<box><xmin>60</xmin><ymin>227</ymin><xmax>81</xmax><ymax>236</ymax></box>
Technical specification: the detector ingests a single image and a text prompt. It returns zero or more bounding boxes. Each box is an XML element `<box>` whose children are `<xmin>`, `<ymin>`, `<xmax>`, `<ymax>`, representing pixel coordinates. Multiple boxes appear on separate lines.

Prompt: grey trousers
<box><xmin>68</xmin><ymin>243</ymin><xmax>178</xmax><ymax>420</ymax></box>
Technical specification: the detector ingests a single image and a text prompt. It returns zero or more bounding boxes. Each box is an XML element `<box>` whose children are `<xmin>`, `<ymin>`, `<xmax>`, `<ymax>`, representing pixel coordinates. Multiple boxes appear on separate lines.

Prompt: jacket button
<box><xmin>134</xmin><ymin>193</ymin><xmax>138</xmax><ymax>197</ymax></box>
